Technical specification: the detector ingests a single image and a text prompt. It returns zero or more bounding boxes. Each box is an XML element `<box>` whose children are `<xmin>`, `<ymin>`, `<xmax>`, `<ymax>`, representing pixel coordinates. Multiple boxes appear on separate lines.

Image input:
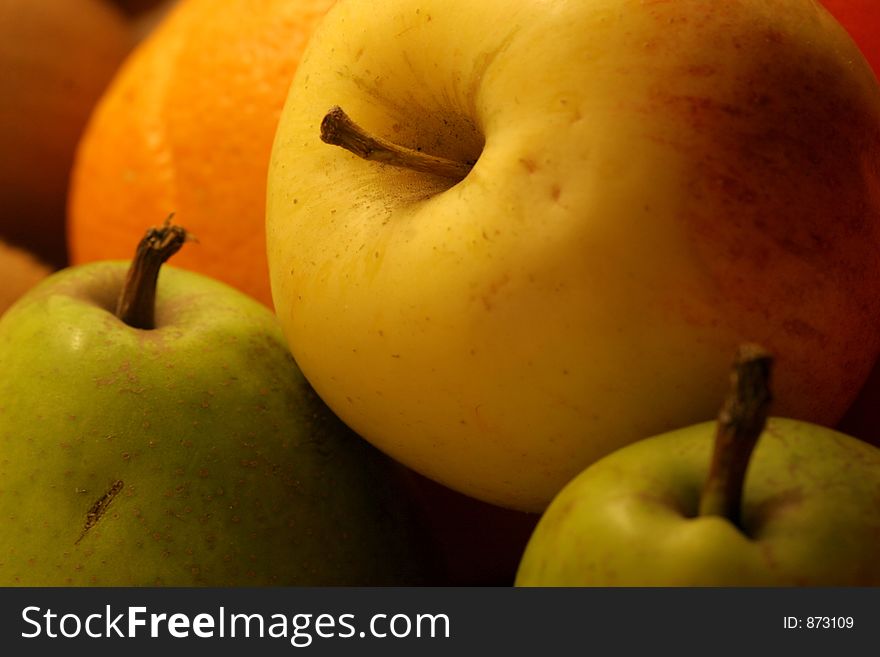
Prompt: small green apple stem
<box><xmin>320</xmin><ymin>105</ymin><xmax>473</xmax><ymax>180</ymax></box>
<box><xmin>115</xmin><ymin>217</ymin><xmax>189</xmax><ymax>330</ymax></box>
<box><xmin>698</xmin><ymin>343</ymin><xmax>773</xmax><ymax>526</ymax></box>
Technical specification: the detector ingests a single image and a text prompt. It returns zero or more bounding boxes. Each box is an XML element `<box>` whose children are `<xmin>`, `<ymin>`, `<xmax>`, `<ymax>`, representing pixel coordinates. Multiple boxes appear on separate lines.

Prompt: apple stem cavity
<box><xmin>698</xmin><ymin>343</ymin><xmax>773</xmax><ymax>527</ymax></box>
<box><xmin>320</xmin><ymin>105</ymin><xmax>473</xmax><ymax>181</ymax></box>
<box><xmin>115</xmin><ymin>217</ymin><xmax>189</xmax><ymax>330</ymax></box>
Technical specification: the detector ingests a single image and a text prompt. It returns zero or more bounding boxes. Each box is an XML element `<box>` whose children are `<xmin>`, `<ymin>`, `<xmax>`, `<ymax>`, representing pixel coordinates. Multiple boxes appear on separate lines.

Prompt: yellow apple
<box><xmin>267</xmin><ymin>0</ymin><xmax>880</xmax><ymax>512</ymax></box>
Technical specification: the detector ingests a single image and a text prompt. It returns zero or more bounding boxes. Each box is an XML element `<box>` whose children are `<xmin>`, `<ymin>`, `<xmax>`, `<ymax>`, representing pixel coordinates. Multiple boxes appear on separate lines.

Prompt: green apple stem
<box><xmin>698</xmin><ymin>343</ymin><xmax>773</xmax><ymax>526</ymax></box>
<box><xmin>320</xmin><ymin>106</ymin><xmax>473</xmax><ymax>180</ymax></box>
<box><xmin>115</xmin><ymin>218</ymin><xmax>189</xmax><ymax>330</ymax></box>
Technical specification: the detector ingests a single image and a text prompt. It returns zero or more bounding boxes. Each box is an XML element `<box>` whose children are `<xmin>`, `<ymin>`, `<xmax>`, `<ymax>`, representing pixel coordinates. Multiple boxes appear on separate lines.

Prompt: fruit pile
<box><xmin>1</xmin><ymin>0</ymin><xmax>879</xmax><ymax>587</ymax></box>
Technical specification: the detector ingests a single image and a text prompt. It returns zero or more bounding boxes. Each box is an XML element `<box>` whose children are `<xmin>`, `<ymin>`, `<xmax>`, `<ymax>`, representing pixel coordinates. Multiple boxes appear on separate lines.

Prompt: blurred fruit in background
<box><xmin>837</xmin><ymin>364</ymin><xmax>880</xmax><ymax>449</ymax></box>
<box><xmin>128</xmin><ymin>0</ymin><xmax>179</xmax><ymax>43</ymax></box>
<box><xmin>0</xmin><ymin>0</ymin><xmax>132</xmax><ymax>268</ymax></box>
<box><xmin>820</xmin><ymin>1</ymin><xmax>880</xmax><ymax>79</ymax></box>
<box><xmin>0</xmin><ymin>240</ymin><xmax>51</xmax><ymax>316</ymax></box>
<box><xmin>110</xmin><ymin>0</ymin><xmax>168</xmax><ymax>14</ymax></box>
<box><xmin>68</xmin><ymin>0</ymin><xmax>335</xmax><ymax>307</ymax></box>
<box><xmin>403</xmin><ymin>472</ymin><xmax>539</xmax><ymax>586</ymax></box>
<box><xmin>107</xmin><ymin>0</ymin><xmax>178</xmax><ymax>43</ymax></box>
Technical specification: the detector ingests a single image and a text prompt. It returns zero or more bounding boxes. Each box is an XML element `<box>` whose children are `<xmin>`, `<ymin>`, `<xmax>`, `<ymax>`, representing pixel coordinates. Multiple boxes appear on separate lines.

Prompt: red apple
<box><xmin>820</xmin><ymin>1</ymin><xmax>880</xmax><ymax>78</ymax></box>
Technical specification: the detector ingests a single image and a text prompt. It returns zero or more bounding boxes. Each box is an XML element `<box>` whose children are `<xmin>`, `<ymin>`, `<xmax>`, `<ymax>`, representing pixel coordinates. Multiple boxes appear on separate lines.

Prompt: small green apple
<box><xmin>0</xmin><ymin>222</ymin><xmax>436</xmax><ymax>586</ymax></box>
<box><xmin>515</xmin><ymin>345</ymin><xmax>880</xmax><ymax>586</ymax></box>
<box><xmin>266</xmin><ymin>0</ymin><xmax>880</xmax><ymax>513</ymax></box>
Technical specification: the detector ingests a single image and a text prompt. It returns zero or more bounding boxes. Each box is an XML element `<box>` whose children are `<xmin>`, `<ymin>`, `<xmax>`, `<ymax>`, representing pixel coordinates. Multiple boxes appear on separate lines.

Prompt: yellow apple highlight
<box><xmin>267</xmin><ymin>0</ymin><xmax>880</xmax><ymax>511</ymax></box>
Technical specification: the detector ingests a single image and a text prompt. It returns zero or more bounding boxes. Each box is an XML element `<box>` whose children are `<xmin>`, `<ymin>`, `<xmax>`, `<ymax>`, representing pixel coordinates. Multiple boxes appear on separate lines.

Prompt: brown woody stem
<box><xmin>320</xmin><ymin>105</ymin><xmax>472</xmax><ymax>180</ymax></box>
<box><xmin>698</xmin><ymin>343</ymin><xmax>773</xmax><ymax>526</ymax></box>
<box><xmin>115</xmin><ymin>217</ymin><xmax>188</xmax><ymax>330</ymax></box>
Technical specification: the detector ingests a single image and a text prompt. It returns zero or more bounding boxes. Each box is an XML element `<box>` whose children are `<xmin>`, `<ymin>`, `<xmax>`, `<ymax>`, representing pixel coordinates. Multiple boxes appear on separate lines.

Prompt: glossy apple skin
<box><xmin>516</xmin><ymin>418</ymin><xmax>880</xmax><ymax>586</ymax></box>
<box><xmin>0</xmin><ymin>262</ymin><xmax>435</xmax><ymax>586</ymax></box>
<box><xmin>267</xmin><ymin>0</ymin><xmax>880</xmax><ymax>512</ymax></box>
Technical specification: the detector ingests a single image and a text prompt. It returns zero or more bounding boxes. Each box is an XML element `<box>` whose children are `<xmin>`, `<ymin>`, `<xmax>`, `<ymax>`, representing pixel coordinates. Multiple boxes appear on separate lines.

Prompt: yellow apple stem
<box><xmin>698</xmin><ymin>343</ymin><xmax>773</xmax><ymax>526</ymax></box>
<box><xmin>115</xmin><ymin>216</ymin><xmax>189</xmax><ymax>330</ymax></box>
<box><xmin>320</xmin><ymin>106</ymin><xmax>473</xmax><ymax>180</ymax></box>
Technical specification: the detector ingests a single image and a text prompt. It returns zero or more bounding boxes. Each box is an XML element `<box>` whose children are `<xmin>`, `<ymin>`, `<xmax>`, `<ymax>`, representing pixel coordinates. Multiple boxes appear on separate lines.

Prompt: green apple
<box><xmin>266</xmin><ymin>0</ymin><xmax>880</xmax><ymax>512</ymax></box>
<box><xmin>515</xmin><ymin>345</ymin><xmax>880</xmax><ymax>586</ymax></box>
<box><xmin>0</xmin><ymin>222</ymin><xmax>436</xmax><ymax>586</ymax></box>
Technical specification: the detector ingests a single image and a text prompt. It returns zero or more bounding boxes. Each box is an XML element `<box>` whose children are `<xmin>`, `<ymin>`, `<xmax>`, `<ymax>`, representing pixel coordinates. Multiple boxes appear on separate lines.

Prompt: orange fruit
<box><xmin>68</xmin><ymin>0</ymin><xmax>336</xmax><ymax>306</ymax></box>
<box><xmin>0</xmin><ymin>0</ymin><xmax>131</xmax><ymax>267</ymax></box>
